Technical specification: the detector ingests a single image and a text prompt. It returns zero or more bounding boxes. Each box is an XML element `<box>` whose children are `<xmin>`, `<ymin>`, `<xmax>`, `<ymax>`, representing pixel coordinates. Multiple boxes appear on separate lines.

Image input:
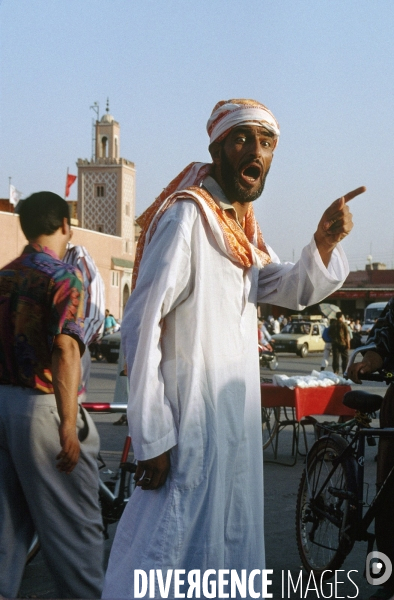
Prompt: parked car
<box><xmin>99</xmin><ymin>330</ymin><xmax>121</xmax><ymax>363</ymax></box>
<box><xmin>271</xmin><ymin>320</ymin><xmax>326</xmax><ymax>358</ymax></box>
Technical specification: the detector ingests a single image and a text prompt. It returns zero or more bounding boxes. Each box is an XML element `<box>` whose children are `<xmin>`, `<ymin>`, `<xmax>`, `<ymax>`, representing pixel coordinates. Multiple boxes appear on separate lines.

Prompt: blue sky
<box><xmin>1</xmin><ymin>0</ymin><xmax>393</xmax><ymax>269</ymax></box>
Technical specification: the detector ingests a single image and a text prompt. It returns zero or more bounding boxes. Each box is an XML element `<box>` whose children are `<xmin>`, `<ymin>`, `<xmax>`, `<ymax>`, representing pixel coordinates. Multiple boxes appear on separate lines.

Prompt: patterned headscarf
<box><xmin>132</xmin><ymin>99</ymin><xmax>279</xmax><ymax>289</ymax></box>
<box><xmin>207</xmin><ymin>98</ymin><xmax>280</xmax><ymax>145</ymax></box>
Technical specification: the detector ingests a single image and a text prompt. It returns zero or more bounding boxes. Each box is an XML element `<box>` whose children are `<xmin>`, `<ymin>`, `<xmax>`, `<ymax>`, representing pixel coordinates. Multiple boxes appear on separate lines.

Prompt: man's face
<box><xmin>213</xmin><ymin>125</ymin><xmax>275</xmax><ymax>204</ymax></box>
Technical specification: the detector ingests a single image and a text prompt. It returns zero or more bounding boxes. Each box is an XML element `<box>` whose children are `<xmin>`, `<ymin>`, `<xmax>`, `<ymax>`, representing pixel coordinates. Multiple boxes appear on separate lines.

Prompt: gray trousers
<box><xmin>0</xmin><ymin>386</ymin><xmax>104</xmax><ymax>598</ymax></box>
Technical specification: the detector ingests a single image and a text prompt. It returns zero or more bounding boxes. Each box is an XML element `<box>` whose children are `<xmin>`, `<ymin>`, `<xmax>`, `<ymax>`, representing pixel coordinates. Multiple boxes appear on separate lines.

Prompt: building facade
<box><xmin>327</xmin><ymin>265</ymin><xmax>394</xmax><ymax>319</ymax></box>
<box><xmin>75</xmin><ymin>107</ymin><xmax>136</xmax><ymax>318</ymax></box>
<box><xmin>0</xmin><ymin>107</ymin><xmax>137</xmax><ymax>320</ymax></box>
<box><xmin>77</xmin><ymin>111</ymin><xmax>136</xmax><ymax>254</ymax></box>
<box><xmin>259</xmin><ymin>264</ymin><xmax>394</xmax><ymax>321</ymax></box>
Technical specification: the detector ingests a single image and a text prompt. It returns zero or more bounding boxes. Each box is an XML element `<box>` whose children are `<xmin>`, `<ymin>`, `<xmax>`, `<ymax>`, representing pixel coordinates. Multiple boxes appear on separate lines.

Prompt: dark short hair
<box><xmin>18</xmin><ymin>192</ymin><xmax>70</xmax><ymax>240</ymax></box>
<box><xmin>336</xmin><ymin>311</ymin><xmax>343</xmax><ymax>319</ymax></box>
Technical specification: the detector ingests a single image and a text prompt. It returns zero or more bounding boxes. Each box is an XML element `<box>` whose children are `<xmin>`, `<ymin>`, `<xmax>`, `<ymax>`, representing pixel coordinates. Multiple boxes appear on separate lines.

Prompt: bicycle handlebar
<box><xmin>344</xmin><ymin>343</ymin><xmax>394</xmax><ymax>383</ymax></box>
<box><xmin>355</xmin><ymin>373</ymin><xmax>394</xmax><ymax>382</ymax></box>
<box><xmin>345</xmin><ymin>343</ymin><xmax>377</xmax><ymax>371</ymax></box>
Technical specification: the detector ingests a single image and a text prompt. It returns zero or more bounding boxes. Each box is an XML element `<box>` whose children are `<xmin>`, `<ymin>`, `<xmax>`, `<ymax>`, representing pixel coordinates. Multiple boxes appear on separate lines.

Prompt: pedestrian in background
<box><xmin>64</xmin><ymin>244</ymin><xmax>105</xmax><ymax>401</ymax></box>
<box><xmin>329</xmin><ymin>311</ymin><xmax>351</xmax><ymax>374</ymax></box>
<box><xmin>354</xmin><ymin>318</ymin><xmax>362</xmax><ymax>332</ymax></box>
<box><xmin>0</xmin><ymin>192</ymin><xmax>103</xmax><ymax>599</ymax></box>
<box><xmin>258</xmin><ymin>319</ymin><xmax>273</xmax><ymax>351</ymax></box>
<box><xmin>321</xmin><ymin>318</ymin><xmax>334</xmax><ymax>371</ymax></box>
<box><xmin>104</xmin><ymin>308</ymin><xmax>117</xmax><ymax>335</ymax></box>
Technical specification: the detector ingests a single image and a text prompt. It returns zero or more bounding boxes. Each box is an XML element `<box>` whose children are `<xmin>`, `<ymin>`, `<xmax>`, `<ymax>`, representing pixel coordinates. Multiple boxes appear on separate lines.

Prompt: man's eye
<box><xmin>235</xmin><ymin>136</ymin><xmax>246</xmax><ymax>143</ymax></box>
<box><xmin>261</xmin><ymin>140</ymin><xmax>272</xmax><ymax>148</ymax></box>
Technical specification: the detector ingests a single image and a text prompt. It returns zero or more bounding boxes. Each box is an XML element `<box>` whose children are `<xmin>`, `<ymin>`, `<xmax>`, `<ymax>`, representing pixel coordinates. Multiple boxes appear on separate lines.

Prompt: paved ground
<box><xmin>19</xmin><ymin>354</ymin><xmax>388</xmax><ymax>599</ymax></box>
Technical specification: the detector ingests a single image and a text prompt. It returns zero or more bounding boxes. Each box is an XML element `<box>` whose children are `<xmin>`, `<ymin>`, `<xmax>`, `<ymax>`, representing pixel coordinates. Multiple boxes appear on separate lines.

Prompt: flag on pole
<box><xmin>9</xmin><ymin>184</ymin><xmax>22</xmax><ymax>206</ymax></box>
<box><xmin>65</xmin><ymin>171</ymin><xmax>77</xmax><ymax>198</ymax></box>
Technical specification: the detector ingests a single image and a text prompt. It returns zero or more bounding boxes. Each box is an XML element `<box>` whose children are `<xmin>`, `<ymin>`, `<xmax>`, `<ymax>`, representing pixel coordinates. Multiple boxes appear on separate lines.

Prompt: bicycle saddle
<box><xmin>343</xmin><ymin>390</ymin><xmax>383</xmax><ymax>413</ymax></box>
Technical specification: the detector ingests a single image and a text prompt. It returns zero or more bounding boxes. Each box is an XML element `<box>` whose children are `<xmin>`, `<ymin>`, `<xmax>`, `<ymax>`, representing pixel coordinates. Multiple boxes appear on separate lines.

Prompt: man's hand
<box><xmin>134</xmin><ymin>451</ymin><xmax>170</xmax><ymax>490</ymax></box>
<box><xmin>314</xmin><ymin>186</ymin><xmax>366</xmax><ymax>267</ymax></box>
<box><xmin>346</xmin><ymin>350</ymin><xmax>383</xmax><ymax>384</ymax></box>
<box><xmin>56</xmin><ymin>423</ymin><xmax>80</xmax><ymax>473</ymax></box>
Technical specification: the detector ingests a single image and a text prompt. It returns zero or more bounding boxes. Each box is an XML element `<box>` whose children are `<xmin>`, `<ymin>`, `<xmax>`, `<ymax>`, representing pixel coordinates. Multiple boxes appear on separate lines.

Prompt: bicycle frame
<box><xmin>98</xmin><ymin>435</ymin><xmax>133</xmax><ymax>507</ymax></box>
<box><xmin>355</xmin><ymin>428</ymin><xmax>394</xmax><ymax>536</ymax></box>
<box><xmin>81</xmin><ymin>403</ymin><xmax>136</xmax><ymax>533</ymax></box>
<box><xmin>309</xmin><ymin>425</ymin><xmax>394</xmax><ymax>543</ymax></box>
<box><xmin>297</xmin><ymin>343</ymin><xmax>394</xmax><ymax>576</ymax></box>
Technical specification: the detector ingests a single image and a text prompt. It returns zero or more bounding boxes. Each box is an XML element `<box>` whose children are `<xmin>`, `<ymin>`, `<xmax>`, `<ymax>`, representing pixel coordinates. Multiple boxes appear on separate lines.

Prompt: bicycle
<box><xmin>26</xmin><ymin>402</ymin><xmax>134</xmax><ymax>563</ymax></box>
<box><xmin>83</xmin><ymin>402</ymin><xmax>136</xmax><ymax>537</ymax></box>
<box><xmin>295</xmin><ymin>343</ymin><xmax>394</xmax><ymax>580</ymax></box>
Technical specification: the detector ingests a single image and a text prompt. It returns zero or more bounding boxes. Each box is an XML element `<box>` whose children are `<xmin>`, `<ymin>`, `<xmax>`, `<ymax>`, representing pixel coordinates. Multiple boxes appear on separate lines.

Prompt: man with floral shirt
<box><xmin>0</xmin><ymin>192</ymin><xmax>103</xmax><ymax>598</ymax></box>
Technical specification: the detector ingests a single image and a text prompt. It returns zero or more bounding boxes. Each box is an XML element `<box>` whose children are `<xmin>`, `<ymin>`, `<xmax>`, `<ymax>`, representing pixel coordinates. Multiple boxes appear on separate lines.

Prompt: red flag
<box><xmin>65</xmin><ymin>173</ymin><xmax>77</xmax><ymax>198</ymax></box>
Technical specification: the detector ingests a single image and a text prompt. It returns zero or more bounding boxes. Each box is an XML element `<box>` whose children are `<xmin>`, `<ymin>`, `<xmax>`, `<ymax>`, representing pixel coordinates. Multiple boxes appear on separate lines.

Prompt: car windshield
<box><xmin>365</xmin><ymin>308</ymin><xmax>385</xmax><ymax>323</ymax></box>
<box><xmin>281</xmin><ymin>322</ymin><xmax>311</xmax><ymax>335</ymax></box>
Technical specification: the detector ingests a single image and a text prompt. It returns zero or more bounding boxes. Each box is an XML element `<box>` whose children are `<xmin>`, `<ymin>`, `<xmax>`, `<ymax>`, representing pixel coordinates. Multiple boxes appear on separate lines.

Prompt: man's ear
<box><xmin>209</xmin><ymin>141</ymin><xmax>221</xmax><ymax>166</ymax></box>
<box><xmin>61</xmin><ymin>217</ymin><xmax>69</xmax><ymax>234</ymax></box>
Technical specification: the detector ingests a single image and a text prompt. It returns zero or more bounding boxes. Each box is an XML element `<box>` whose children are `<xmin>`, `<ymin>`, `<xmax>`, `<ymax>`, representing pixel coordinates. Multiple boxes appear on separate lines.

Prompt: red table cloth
<box><xmin>261</xmin><ymin>383</ymin><xmax>355</xmax><ymax>421</ymax></box>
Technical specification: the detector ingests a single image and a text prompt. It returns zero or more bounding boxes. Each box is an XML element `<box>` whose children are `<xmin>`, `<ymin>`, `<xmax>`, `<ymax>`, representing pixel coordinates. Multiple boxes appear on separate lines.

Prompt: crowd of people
<box><xmin>258</xmin><ymin>312</ymin><xmax>368</xmax><ymax>375</ymax></box>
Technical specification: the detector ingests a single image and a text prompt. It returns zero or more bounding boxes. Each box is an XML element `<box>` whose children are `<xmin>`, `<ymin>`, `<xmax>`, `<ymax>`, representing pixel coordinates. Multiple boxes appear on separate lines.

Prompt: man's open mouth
<box><xmin>240</xmin><ymin>163</ymin><xmax>262</xmax><ymax>184</ymax></box>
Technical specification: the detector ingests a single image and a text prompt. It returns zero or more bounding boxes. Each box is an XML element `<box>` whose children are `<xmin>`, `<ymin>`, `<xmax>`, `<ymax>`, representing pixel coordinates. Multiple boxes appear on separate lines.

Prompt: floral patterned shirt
<box><xmin>0</xmin><ymin>243</ymin><xmax>85</xmax><ymax>393</ymax></box>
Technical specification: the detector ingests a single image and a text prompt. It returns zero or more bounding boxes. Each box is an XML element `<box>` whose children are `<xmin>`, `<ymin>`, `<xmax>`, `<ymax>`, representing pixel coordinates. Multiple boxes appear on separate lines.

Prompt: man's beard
<box><xmin>220</xmin><ymin>148</ymin><xmax>269</xmax><ymax>204</ymax></box>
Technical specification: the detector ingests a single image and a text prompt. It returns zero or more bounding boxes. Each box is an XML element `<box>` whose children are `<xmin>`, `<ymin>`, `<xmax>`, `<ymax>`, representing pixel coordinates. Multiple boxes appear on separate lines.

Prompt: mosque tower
<box><xmin>76</xmin><ymin>100</ymin><xmax>136</xmax><ymax>257</ymax></box>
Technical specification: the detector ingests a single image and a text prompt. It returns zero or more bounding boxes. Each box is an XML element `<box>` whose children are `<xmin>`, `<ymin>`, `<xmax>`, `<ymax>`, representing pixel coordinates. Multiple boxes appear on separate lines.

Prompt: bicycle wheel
<box><xmin>262</xmin><ymin>406</ymin><xmax>279</xmax><ymax>450</ymax></box>
<box><xmin>296</xmin><ymin>434</ymin><xmax>357</xmax><ymax>577</ymax></box>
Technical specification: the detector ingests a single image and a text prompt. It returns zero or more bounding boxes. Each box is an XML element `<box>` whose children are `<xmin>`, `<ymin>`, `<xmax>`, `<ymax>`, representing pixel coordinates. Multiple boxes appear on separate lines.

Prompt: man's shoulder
<box><xmin>32</xmin><ymin>251</ymin><xmax>82</xmax><ymax>282</ymax></box>
<box><xmin>164</xmin><ymin>197</ymin><xmax>201</xmax><ymax>221</ymax></box>
<box><xmin>2</xmin><ymin>250</ymin><xmax>83</xmax><ymax>287</ymax></box>
<box><xmin>0</xmin><ymin>248</ymin><xmax>32</xmax><ymax>271</ymax></box>
<box><xmin>152</xmin><ymin>198</ymin><xmax>202</xmax><ymax>240</ymax></box>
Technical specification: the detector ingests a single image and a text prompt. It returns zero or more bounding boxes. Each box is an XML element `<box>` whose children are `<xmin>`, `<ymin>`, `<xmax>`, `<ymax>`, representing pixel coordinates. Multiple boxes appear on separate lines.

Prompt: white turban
<box><xmin>206</xmin><ymin>99</ymin><xmax>280</xmax><ymax>145</ymax></box>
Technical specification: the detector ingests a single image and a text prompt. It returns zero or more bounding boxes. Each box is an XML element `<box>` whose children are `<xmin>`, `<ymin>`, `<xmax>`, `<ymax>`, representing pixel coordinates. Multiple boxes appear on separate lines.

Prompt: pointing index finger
<box><xmin>342</xmin><ymin>186</ymin><xmax>366</xmax><ymax>203</ymax></box>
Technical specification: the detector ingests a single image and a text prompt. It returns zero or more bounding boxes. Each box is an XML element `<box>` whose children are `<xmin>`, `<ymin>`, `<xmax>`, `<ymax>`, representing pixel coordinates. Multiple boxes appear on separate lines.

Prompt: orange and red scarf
<box><xmin>132</xmin><ymin>162</ymin><xmax>271</xmax><ymax>290</ymax></box>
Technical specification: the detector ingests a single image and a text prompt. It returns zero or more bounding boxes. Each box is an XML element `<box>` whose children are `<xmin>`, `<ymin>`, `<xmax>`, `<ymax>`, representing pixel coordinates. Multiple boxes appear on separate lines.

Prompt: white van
<box><xmin>361</xmin><ymin>301</ymin><xmax>388</xmax><ymax>342</ymax></box>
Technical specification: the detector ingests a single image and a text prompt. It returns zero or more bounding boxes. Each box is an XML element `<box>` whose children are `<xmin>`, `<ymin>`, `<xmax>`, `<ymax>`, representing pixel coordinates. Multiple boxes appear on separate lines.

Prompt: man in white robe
<box><xmin>102</xmin><ymin>99</ymin><xmax>364</xmax><ymax>599</ymax></box>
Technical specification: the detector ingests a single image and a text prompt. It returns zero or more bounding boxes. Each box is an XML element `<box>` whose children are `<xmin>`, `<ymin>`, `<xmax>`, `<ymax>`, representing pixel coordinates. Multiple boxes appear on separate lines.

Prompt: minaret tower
<box><xmin>77</xmin><ymin>100</ymin><xmax>135</xmax><ymax>257</ymax></box>
<box><xmin>96</xmin><ymin>98</ymin><xmax>120</xmax><ymax>160</ymax></box>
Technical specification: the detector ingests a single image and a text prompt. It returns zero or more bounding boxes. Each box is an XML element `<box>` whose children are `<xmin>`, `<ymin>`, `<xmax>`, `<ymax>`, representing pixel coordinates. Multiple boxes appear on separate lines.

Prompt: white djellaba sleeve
<box><xmin>257</xmin><ymin>236</ymin><xmax>349</xmax><ymax>308</ymax></box>
<box><xmin>121</xmin><ymin>212</ymin><xmax>192</xmax><ymax>461</ymax></box>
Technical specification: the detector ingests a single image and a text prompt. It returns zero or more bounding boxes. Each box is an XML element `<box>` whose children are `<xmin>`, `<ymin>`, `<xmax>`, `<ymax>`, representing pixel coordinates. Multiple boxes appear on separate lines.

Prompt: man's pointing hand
<box><xmin>314</xmin><ymin>186</ymin><xmax>366</xmax><ymax>267</ymax></box>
